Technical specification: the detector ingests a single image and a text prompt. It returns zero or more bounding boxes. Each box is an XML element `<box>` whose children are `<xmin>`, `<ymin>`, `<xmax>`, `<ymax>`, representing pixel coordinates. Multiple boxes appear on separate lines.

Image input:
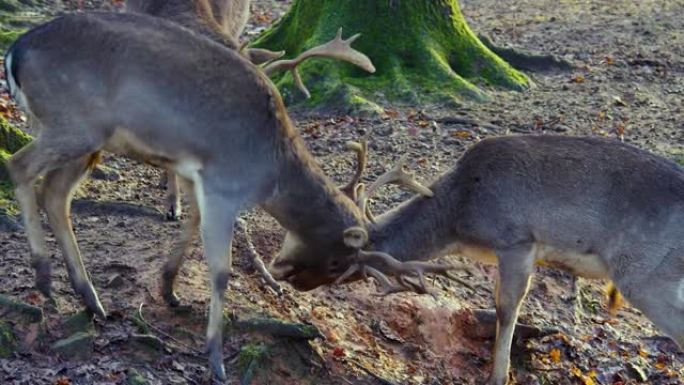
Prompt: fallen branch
<box><xmin>230</xmin><ymin>315</ymin><xmax>323</xmax><ymax>340</ymax></box>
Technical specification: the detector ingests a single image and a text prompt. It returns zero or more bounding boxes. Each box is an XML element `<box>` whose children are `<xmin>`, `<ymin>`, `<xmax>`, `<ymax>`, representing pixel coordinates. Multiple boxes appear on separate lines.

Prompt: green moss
<box><xmin>0</xmin><ymin>118</ymin><xmax>31</xmax><ymax>212</ymax></box>
<box><xmin>254</xmin><ymin>0</ymin><xmax>528</xmax><ymax>111</ymax></box>
<box><xmin>0</xmin><ymin>320</ymin><xmax>17</xmax><ymax>358</ymax></box>
<box><xmin>238</xmin><ymin>343</ymin><xmax>267</xmax><ymax>373</ymax></box>
<box><xmin>0</xmin><ymin>293</ymin><xmax>43</xmax><ymax>323</ymax></box>
<box><xmin>0</xmin><ymin>28</ymin><xmax>23</xmax><ymax>50</ymax></box>
<box><xmin>0</xmin><ymin>117</ymin><xmax>31</xmax><ymax>154</ymax></box>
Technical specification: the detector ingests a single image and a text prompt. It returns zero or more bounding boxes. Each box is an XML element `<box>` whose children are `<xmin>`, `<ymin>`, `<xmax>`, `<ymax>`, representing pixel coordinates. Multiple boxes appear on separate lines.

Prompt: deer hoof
<box><xmin>163</xmin><ymin>290</ymin><xmax>181</xmax><ymax>308</ymax></box>
<box><xmin>166</xmin><ymin>206</ymin><xmax>181</xmax><ymax>221</ymax></box>
<box><xmin>33</xmin><ymin>259</ymin><xmax>52</xmax><ymax>298</ymax></box>
<box><xmin>79</xmin><ymin>283</ymin><xmax>107</xmax><ymax>320</ymax></box>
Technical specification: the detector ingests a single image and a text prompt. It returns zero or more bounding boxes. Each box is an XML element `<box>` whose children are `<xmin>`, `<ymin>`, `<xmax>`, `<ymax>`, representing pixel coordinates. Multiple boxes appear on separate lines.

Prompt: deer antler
<box><xmin>356</xmin><ymin>155</ymin><xmax>433</xmax><ymax>223</ymax></box>
<box><xmin>365</xmin><ymin>155</ymin><xmax>434</xmax><ymax>198</ymax></box>
<box><xmin>340</xmin><ymin>131</ymin><xmax>371</xmax><ymax>200</ymax></box>
<box><xmin>335</xmin><ymin>249</ymin><xmax>472</xmax><ymax>296</ymax></box>
<box><xmin>263</xmin><ymin>28</ymin><xmax>376</xmax><ymax>98</ymax></box>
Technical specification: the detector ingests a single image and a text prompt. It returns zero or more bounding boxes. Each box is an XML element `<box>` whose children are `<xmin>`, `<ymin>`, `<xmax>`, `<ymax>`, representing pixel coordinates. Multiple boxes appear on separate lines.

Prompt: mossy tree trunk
<box><xmin>0</xmin><ymin>118</ymin><xmax>30</xmax><ymax>207</ymax></box>
<box><xmin>254</xmin><ymin>0</ymin><xmax>529</xmax><ymax>112</ymax></box>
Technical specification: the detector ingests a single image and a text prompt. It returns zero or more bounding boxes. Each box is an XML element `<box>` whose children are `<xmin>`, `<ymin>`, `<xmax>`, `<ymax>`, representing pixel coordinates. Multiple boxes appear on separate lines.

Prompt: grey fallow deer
<box><xmin>128</xmin><ymin>0</ymin><xmax>375</xmax><ymax>220</ymax></box>
<box><xmin>2</xmin><ymin>11</ymin><xmax>397</xmax><ymax>381</ymax></box>
<box><xmin>270</xmin><ymin>135</ymin><xmax>684</xmax><ymax>385</ymax></box>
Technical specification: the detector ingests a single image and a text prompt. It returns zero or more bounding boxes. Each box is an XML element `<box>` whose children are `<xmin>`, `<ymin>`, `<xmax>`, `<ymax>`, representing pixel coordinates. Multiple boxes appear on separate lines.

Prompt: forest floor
<box><xmin>0</xmin><ymin>0</ymin><xmax>683</xmax><ymax>384</ymax></box>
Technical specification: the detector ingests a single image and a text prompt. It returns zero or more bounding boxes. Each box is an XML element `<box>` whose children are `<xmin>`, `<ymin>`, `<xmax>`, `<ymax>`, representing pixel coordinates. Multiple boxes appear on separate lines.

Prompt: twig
<box><xmin>235</xmin><ymin>218</ymin><xmax>282</xmax><ymax>294</ymax></box>
<box><xmin>136</xmin><ymin>303</ymin><xmax>203</xmax><ymax>356</ymax></box>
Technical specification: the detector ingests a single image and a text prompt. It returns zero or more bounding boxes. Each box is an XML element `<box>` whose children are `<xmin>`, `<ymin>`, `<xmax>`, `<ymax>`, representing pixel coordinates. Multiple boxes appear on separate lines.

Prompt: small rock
<box><xmin>0</xmin><ymin>214</ymin><xmax>21</xmax><ymax>232</ymax></box>
<box><xmin>51</xmin><ymin>332</ymin><xmax>94</xmax><ymax>360</ymax></box>
<box><xmin>0</xmin><ymin>294</ymin><xmax>44</xmax><ymax>324</ymax></box>
<box><xmin>63</xmin><ymin>311</ymin><xmax>95</xmax><ymax>335</ymax></box>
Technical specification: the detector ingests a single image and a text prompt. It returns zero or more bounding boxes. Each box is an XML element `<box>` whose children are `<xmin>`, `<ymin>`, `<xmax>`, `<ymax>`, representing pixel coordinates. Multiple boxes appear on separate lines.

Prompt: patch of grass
<box><xmin>238</xmin><ymin>343</ymin><xmax>267</xmax><ymax>373</ymax></box>
<box><xmin>0</xmin><ymin>320</ymin><xmax>17</xmax><ymax>358</ymax></box>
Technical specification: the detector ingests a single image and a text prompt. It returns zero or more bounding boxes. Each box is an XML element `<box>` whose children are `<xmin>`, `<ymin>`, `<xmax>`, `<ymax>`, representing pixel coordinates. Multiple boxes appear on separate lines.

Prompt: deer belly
<box><xmin>442</xmin><ymin>242</ymin><xmax>499</xmax><ymax>265</ymax></box>
<box><xmin>535</xmin><ymin>244</ymin><xmax>609</xmax><ymax>279</ymax></box>
<box><xmin>105</xmin><ymin>127</ymin><xmax>173</xmax><ymax>168</ymax></box>
<box><xmin>444</xmin><ymin>242</ymin><xmax>609</xmax><ymax>279</ymax></box>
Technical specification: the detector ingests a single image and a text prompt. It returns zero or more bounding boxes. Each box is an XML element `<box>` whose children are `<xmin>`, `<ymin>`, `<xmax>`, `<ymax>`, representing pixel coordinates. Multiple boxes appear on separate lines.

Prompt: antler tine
<box><xmin>335</xmin><ymin>249</ymin><xmax>471</xmax><ymax>296</ymax></box>
<box><xmin>262</xmin><ymin>28</ymin><xmax>376</xmax><ymax>97</ymax></box>
<box><xmin>341</xmin><ymin>132</ymin><xmax>370</xmax><ymax>198</ymax></box>
<box><xmin>365</xmin><ymin>266</ymin><xmax>418</xmax><ymax>296</ymax></box>
<box><xmin>364</xmin><ymin>155</ymin><xmax>434</xmax><ymax>198</ymax></box>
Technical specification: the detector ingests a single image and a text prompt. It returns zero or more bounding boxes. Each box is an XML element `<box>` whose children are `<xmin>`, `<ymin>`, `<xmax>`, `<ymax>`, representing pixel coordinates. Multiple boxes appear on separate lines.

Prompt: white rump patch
<box><xmin>5</xmin><ymin>51</ymin><xmax>29</xmax><ymax>111</ymax></box>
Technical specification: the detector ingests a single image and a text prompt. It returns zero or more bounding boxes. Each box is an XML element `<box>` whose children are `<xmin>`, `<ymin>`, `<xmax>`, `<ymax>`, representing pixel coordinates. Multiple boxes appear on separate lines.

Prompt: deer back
<box><xmin>370</xmin><ymin>136</ymin><xmax>684</xmax><ymax>280</ymax></box>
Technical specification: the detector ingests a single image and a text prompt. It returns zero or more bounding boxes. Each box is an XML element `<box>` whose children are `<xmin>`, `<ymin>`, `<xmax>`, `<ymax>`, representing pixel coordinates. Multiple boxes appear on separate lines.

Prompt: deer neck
<box><xmin>263</xmin><ymin>135</ymin><xmax>364</xmax><ymax>243</ymax></box>
<box><xmin>369</xmin><ymin>192</ymin><xmax>457</xmax><ymax>262</ymax></box>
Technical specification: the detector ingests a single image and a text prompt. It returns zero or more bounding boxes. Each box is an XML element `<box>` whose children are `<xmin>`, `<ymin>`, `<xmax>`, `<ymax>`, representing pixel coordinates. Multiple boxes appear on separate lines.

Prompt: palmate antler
<box><xmin>335</xmin><ymin>249</ymin><xmax>472</xmax><ymax>296</ymax></box>
<box><xmin>263</xmin><ymin>28</ymin><xmax>376</xmax><ymax>98</ymax></box>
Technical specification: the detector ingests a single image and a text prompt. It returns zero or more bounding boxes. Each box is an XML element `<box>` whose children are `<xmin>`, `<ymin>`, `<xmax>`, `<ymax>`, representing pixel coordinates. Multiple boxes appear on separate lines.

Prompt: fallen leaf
<box><xmin>24</xmin><ymin>292</ymin><xmax>42</xmax><ymax>305</ymax></box>
<box><xmin>450</xmin><ymin>130</ymin><xmax>471</xmax><ymax>139</ymax></box>
<box><xmin>332</xmin><ymin>347</ymin><xmax>346</xmax><ymax>358</ymax></box>
<box><xmin>571</xmin><ymin>74</ymin><xmax>586</xmax><ymax>83</ymax></box>
<box><xmin>550</xmin><ymin>348</ymin><xmax>561</xmax><ymax>363</ymax></box>
<box><xmin>54</xmin><ymin>377</ymin><xmax>71</xmax><ymax>385</ymax></box>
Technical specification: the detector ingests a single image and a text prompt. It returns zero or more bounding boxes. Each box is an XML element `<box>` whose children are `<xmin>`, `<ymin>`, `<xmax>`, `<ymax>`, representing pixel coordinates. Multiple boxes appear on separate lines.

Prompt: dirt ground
<box><xmin>0</xmin><ymin>0</ymin><xmax>683</xmax><ymax>384</ymax></box>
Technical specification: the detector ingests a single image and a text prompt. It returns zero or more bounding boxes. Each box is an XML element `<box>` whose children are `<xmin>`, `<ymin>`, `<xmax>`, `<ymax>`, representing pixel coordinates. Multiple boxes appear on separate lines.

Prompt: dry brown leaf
<box><xmin>54</xmin><ymin>377</ymin><xmax>71</xmax><ymax>385</ymax></box>
<box><xmin>571</xmin><ymin>74</ymin><xmax>586</xmax><ymax>83</ymax></box>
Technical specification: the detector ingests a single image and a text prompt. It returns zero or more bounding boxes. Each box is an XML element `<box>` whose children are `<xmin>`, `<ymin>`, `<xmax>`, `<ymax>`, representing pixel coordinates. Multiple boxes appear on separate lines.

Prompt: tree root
<box><xmin>229</xmin><ymin>315</ymin><xmax>323</xmax><ymax>340</ymax></box>
<box><xmin>478</xmin><ymin>34</ymin><xmax>573</xmax><ymax>73</ymax></box>
<box><xmin>469</xmin><ymin>309</ymin><xmax>561</xmax><ymax>340</ymax></box>
<box><xmin>134</xmin><ymin>303</ymin><xmax>203</xmax><ymax>356</ymax></box>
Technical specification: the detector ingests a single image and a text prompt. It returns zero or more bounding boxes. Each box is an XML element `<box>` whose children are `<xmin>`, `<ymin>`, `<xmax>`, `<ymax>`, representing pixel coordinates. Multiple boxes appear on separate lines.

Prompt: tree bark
<box><xmin>254</xmin><ymin>0</ymin><xmax>528</xmax><ymax>113</ymax></box>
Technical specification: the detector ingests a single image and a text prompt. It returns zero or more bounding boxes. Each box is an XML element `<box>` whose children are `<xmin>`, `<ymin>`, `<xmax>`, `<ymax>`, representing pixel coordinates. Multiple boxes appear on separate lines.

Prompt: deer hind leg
<box><xmin>617</xmin><ymin>258</ymin><xmax>684</xmax><ymax>349</ymax></box>
<box><xmin>488</xmin><ymin>243</ymin><xmax>535</xmax><ymax>385</ymax></box>
<box><xmin>161</xmin><ymin>176</ymin><xmax>198</xmax><ymax>307</ymax></box>
<box><xmin>194</xmin><ymin>185</ymin><xmax>241</xmax><ymax>381</ymax></box>
<box><xmin>164</xmin><ymin>170</ymin><xmax>182</xmax><ymax>221</ymax></box>
<box><xmin>7</xmin><ymin>135</ymin><xmax>100</xmax><ymax>298</ymax></box>
<box><xmin>42</xmin><ymin>156</ymin><xmax>107</xmax><ymax>318</ymax></box>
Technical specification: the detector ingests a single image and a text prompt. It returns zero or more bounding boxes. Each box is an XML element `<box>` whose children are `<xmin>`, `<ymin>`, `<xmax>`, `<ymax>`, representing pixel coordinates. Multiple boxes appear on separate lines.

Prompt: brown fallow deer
<box><xmin>270</xmin><ymin>135</ymin><xmax>684</xmax><ymax>385</ymax></box>
<box><xmin>3</xmin><ymin>12</ymin><xmax>449</xmax><ymax>381</ymax></box>
<box><xmin>128</xmin><ymin>0</ymin><xmax>376</xmax><ymax>220</ymax></box>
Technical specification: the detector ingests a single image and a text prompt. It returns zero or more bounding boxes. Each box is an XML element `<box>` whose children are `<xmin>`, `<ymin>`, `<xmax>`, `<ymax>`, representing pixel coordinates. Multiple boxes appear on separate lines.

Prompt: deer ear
<box><xmin>343</xmin><ymin>226</ymin><xmax>368</xmax><ymax>249</ymax></box>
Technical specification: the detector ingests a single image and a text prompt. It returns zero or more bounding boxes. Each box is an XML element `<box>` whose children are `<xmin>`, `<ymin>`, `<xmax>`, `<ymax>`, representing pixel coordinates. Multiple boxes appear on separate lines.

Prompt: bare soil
<box><xmin>0</xmin><ymin>0</ymin><xmax>683</xmax><ymax>384</ymax></box>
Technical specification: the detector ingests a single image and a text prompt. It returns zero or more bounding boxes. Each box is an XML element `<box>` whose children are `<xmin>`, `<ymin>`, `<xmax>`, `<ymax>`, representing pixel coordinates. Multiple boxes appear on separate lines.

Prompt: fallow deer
<box><xmin>2</xmin><ymin>12</ymin><xmax>424</xmax><ymax>381</ymax></box>
<box><xmin>270</xmin><ymin>135</ymin><xmax>684</xmax><ymax>385</ymax></box>
<box><xmin>128</xmin><ymin>0</ymin><xmax>375</xmax><ymax>220</ymax></box>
